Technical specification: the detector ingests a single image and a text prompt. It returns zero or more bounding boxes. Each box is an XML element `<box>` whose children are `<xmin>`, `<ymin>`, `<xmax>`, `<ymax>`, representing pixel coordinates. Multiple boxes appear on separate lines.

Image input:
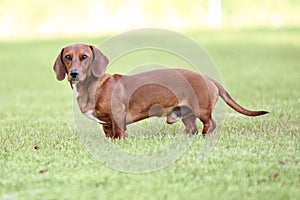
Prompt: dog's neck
<box><xmin>72</xmin><ymin>74</ymin><xmax>109</xmax><ymax>113</ymax></box>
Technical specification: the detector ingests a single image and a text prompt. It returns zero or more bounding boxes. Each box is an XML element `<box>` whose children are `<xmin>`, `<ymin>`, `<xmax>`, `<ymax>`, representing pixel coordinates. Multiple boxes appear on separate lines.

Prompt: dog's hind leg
<box><xmin>198</xmin><ymin>109</ymin><xmax>216</xmax><ymax>136</ymax></box>
<box><xmin>182</xmin><ymin>115</ymin><xmax>198</xmax><ymax>135</ymax></box>
<box><xmin>200</xmin><ymin>117</ymin><xmax>216</xmax><ymax>136</ymax></box>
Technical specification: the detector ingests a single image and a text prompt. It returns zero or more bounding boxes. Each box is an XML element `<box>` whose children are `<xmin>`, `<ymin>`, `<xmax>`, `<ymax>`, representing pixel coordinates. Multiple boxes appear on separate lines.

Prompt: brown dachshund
<box><xmin>53</xmin><ymin>44</ymin><xmax>268</xmax><ymax>138</ymax></box>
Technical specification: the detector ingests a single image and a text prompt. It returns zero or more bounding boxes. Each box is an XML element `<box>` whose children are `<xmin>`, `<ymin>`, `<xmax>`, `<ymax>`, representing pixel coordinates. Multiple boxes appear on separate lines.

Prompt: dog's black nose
<box><xmin>70</xmin><ymin>69</ymin><xmax>80</xmax><ymax>78</ymax></box>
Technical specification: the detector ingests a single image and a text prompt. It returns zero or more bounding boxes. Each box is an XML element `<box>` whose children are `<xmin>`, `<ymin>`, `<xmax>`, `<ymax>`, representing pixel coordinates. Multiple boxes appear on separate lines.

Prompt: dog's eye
<box><xmin>81</xmin><ymin>55</ymin><xmax>88</xmax><ymax>61</ymax></box>
<box><xmin>65</xmin><ymin>55</ymin><xmax>72</xmax><ymax>61</ymax></box>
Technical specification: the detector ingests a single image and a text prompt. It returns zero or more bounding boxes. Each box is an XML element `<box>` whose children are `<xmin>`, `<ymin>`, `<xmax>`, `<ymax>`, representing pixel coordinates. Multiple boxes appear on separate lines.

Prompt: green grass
<box><xmin>0</xmin><ymin>29</ymin><xmax>299</xmax><ymax>199</ymax></box>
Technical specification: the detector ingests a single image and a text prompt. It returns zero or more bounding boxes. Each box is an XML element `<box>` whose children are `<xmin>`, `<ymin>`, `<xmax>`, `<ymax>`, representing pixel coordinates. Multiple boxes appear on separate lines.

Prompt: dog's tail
<box><xmin>208</xmin><ymin>77</ymin><xmax>269</xmax><ymax>116</ymax></box>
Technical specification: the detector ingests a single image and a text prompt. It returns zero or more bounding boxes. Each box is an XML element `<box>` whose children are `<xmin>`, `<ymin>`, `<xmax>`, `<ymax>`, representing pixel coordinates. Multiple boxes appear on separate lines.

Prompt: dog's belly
<box><xmin>126</xmin><ymin>105</ymin><xmax>175</xmax><ymax>124</ymax></box>
<box><xmin>125</xmin><ymin>84</ymin><xmax>181</xmax><ymax>123</ymax></box>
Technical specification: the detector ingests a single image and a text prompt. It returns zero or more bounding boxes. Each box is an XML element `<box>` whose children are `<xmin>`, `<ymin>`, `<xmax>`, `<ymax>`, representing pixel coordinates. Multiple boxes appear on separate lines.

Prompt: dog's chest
<box><xmin>72</xmin><ymin>84</ymin><xmax>79</xmax><ymax>98</ymax></box>
<box><xmin>73</xmin><ymin>83</ymin><xmax>107</xmax><ymax>125</ymax></box>
<box><xmin>84</xmin><ymin>110</ymin><xmax>106</xmax><ymax>124</ymax></box>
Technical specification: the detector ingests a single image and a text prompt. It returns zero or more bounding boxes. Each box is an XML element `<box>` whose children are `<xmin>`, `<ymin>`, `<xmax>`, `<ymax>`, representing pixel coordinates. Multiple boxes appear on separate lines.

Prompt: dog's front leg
<box><xmin>102</xmin><ymin>125</ymin><xmax>114</xmax><ymax>138</ymax></box>
<box><xmin>109</xmin><ymin>90</ymin><xmax>127</xmax><ymax>138</ymax></box>
<box><xmin>102</xmin><ymin>123</ymin><xmax>126</xmax><ymax>139</ymax></box>
<box><xmin>110</xmin><ymin>106</ymin><xmax>127</xmax><ymax>139</ymax></box>
<box><xmin>111</xmin><ymin>119</ymin><xmax>126</xmax><ymax>139</ymax></box>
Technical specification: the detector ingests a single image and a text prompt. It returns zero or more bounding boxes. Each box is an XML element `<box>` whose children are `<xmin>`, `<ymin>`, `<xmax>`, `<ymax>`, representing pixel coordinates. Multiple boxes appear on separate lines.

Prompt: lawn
<box><xmin>0</xmin><ymin>29</ymin><xmax>299</xmax><ymax>200</ymax></box>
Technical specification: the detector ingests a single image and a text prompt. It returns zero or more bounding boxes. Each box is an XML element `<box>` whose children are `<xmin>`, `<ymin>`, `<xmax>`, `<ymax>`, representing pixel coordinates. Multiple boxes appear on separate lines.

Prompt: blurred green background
<box><xmin>0</xmin><ymin>0</ymin><xmax>300</xmax><ymax>39</ymax></box>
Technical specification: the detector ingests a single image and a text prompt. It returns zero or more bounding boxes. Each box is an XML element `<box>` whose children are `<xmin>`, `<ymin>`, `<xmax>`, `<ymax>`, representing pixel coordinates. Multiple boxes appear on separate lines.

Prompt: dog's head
<box><xmin>53</xmin><ymin>44</ymin><xmax>109</xmax><ymax>82</ymax></box>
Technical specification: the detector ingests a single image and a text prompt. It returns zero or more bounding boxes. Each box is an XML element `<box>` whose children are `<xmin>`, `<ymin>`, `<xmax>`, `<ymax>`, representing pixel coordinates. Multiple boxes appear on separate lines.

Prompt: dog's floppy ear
<box><xmin>90</xmin><ymin>46</ymin><xmax>109</xmax><ymax>78</ymax></box>
<box><xmin>53</xmin><ymin>48</ymin><xmax>66</xmax><ymax>81</ymax></box>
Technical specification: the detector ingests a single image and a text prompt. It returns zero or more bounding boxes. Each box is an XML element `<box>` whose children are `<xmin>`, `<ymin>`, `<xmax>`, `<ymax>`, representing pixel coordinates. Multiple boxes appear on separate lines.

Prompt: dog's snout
<box><xmin>70</xmin><ymin>69</ymin><xmax>80</xmax><ymax>82</ymax></box>
<box><xmin>70</xmin><ymin>69</ymin><xmax>80</xmax><ymax>78</ymax></box>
